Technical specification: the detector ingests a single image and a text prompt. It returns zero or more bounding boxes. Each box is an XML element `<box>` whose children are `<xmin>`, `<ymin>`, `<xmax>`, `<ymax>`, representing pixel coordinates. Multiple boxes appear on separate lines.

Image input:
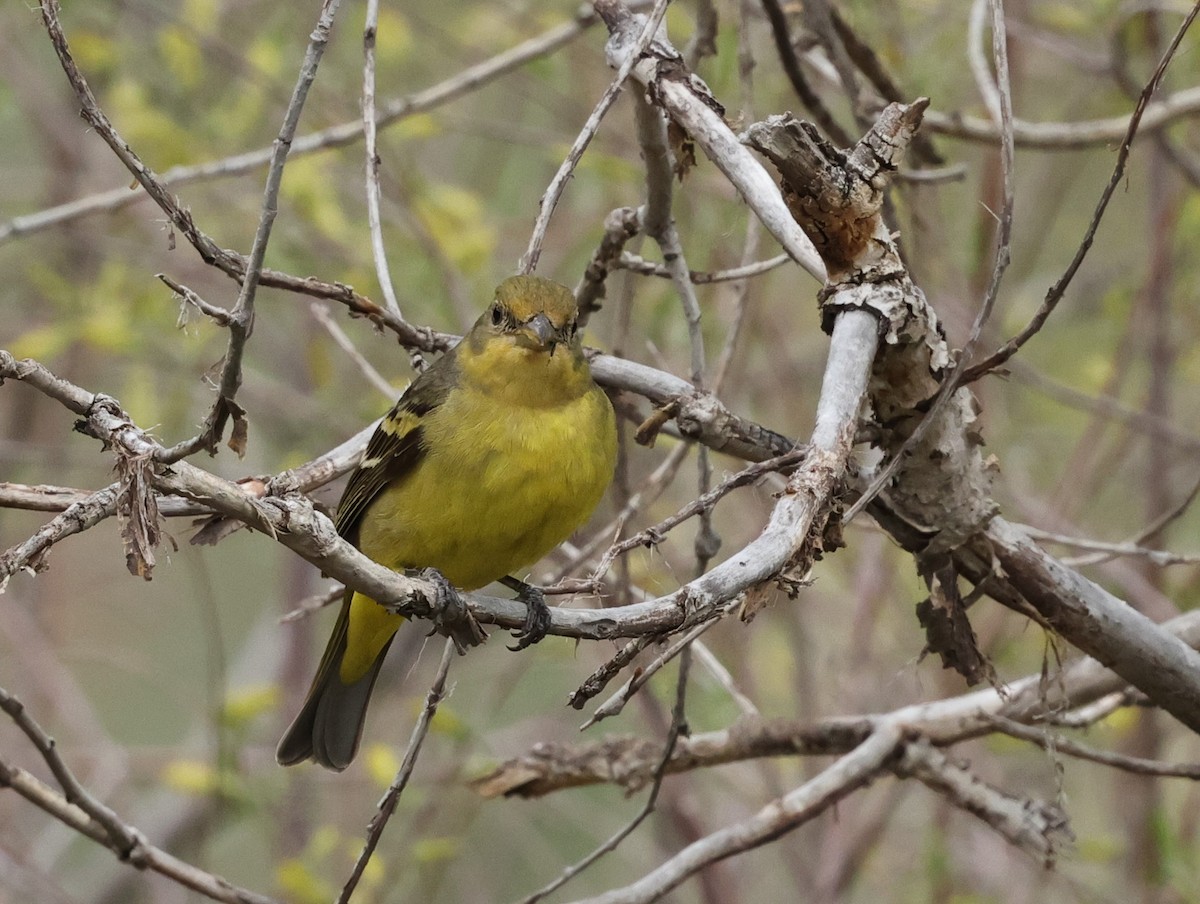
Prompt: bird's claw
<box><xmin>508</xmin><ymin>583</ymin><xmax>552</xmax><ymax>651</ymax></box>
<box><xmin>422</xmin><ymin>567</ymin><xmax>487</xmax><ymax>652</ymax></box>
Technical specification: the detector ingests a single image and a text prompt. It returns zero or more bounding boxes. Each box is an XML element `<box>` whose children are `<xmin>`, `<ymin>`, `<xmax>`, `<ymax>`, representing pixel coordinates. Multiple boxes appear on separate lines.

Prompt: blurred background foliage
<box><xmin>1</xmin><ymin>0</ymin><xmax>1200</xmax><ymax>902</ymax></box>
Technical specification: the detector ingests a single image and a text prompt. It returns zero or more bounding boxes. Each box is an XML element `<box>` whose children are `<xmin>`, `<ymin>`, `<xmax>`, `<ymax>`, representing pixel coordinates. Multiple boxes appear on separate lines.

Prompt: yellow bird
<box><xmin>278</xmin><ymin>275</ymin><xmax>617</xmax><ymax>770</ymax></box>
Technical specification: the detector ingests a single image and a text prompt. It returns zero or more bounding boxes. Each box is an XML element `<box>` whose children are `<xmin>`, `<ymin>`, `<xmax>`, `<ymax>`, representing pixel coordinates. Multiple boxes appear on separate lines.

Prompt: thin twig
<box><xmin>616</xmin><ymin>250</ymin><xmax>790</xmax><ymax>284</ymax></box>
<box><xmin>200</xmin><ymin>0</ymin><xmax>344</xmax><ymax>456</ymax></box>
<box><xmin>591</xmin><ymin>449</ymin><xmax>806</xmax><ymax>585</ymax></box>
<box><xmin>520</xmin><ymin>0</ymin><xmax>672</xmax><ymax>273</ymax></box>
<box><xmin>521</xmin><ymin>647</ymin><xmax>694</xmax><ymax>904</ymax></box>
<box><xmin>40</xmin><ymin>0</ymin><xmax>343</xmax><ymax>460</ymax></box>
<box><xmin>961</xmin><ymin>1</ymin><xmax>1200</xmax><ymax>383</ymax></box>
<box><xmin>338</xmin><ymin>639</ymin><xmax>456</xmax><ymax>904</ymax></box>
<box><xmin>709</xmin><ymin>220</ymin><xmax>761</xmax><ymax>393</ymax></box>
<box><xmin>362</xmin><ymin>0</ymin><xmax>425</xmax><ymax>372</ymax></box>
<box><xmin>985</xmin><ymin>715</ymin><xmax>1200</xmax><ymax>779</ymax></box>
<box><xmin>581</xmin><ymin>601</ymin><xmax>737</xmax><ymax>728</ymax></box>
<box><xmin>309</xmin><ymin>302</ymin><xmax>396</xmax><ymax>399</ymax></box>
<box><xmin>0</xmin><ymin>686</ymin><xmax>280</xmax><ymax>904</ymax></box>
<box><xmin>921</xmin><ymin>85</ymin><xmax>1200</xmax><ymax>149</ymax></box>
<box><xmin>160</xmin><ymin>275</ymin><xmax>232</xmax><ymax>327</ymax></box>
<box><xmin>1062</xmin><ymin>471</ymin><xmax>1200</xmax><ymax>567</ymax></box>
<box><xmin>552</xmin><ymin>441</ymin><xmax>691</xmax><ymax>585</ymax></box>
<box><xmin>1023</xmin><ymin>527</ymin><xmax>1200</xmax><ymax>568</ymax></box>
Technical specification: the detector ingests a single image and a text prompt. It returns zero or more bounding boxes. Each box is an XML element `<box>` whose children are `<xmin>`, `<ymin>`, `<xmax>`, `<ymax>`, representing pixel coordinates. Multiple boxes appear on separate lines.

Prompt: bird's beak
<box><xmin>520</xmin><ymin>312</ymin><xmax>557</xmax><ymax>351</ymax></box>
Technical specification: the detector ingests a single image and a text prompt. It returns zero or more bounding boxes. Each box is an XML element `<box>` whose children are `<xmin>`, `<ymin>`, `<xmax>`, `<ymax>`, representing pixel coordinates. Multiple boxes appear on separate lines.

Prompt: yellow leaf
<box><xmin>309</xmin><ymin>825</ymin><xmax>342</xmax><ymax>859</ymax></box>
<box><xmin>395</xmin><ymin>113</ymin><xmax>441</xmax><ymax>141</ymax></box>
<box><xmin>276</xmin><ymin>859</ymin><xmax>337</xmax><ymax>904</ymax></box>
<box><xmin>222</xmin><ymin>684</ymin><xmax>279</xmax><ymax>727</ymax></box>
<box><xmin>158</xmin><ymin>26</ymin><xmax>203</xmax><ymax>90</ymax></box>
<box><xmin>183</xmin><ymin>0</ymin><xmax>219</xmax><ymax>31</ymax></box>
<box><xmin>412</xmin><ymin>836</ymin><xmax>460</xmax><ymax>864</ymax></box>
<box><xmin>413</xmin><ymin>185</ymin><xmax>496</xmax><ymax>273</ymax></box>
<box><xmin>375</xmin><ymin>8</ymin><xmax>414</xmax><ymax>65</ymax></box>
<box><xmin>71</xmin><ymin>30</ymin><xmax>118</xmax><ymax>75</ymax></box>
<box><xmin>107</xmin><ymin>78</ymin><xmax>188</xmax><ymax>167</ymax></box>
<box><xmin>10</xmin><ymin>325</ymin><xmax>71</xmax><ymax>362</ymax></box>
<box><xmin>248</xmin><ymin>34</ymin><xmax>285</xmax><ymax>79</ymax></box>
<box><xmin>364</xmin><ymin>742</ymin><xmax>401</xmax><ymax>787</ymax></box>
<box><xmin>162</xmin><ymin>759</ymin><xmax>219</xmax><ymax>795</ymax></box>
<box><xmin>282</xmin><ymin>156</ymin><xmax>351</xmax><ymax>244</ymax></box>
<box><xmin>428</xmin><ymin>704</ymin><xmax>470</xmax><ymax>741</ymax></box>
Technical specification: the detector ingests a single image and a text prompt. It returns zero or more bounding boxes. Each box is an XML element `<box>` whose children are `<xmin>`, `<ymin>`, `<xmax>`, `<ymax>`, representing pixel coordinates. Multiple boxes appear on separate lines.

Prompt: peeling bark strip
<box><xmin>114</xmin><ymin>451</ymin><xmax>162</xmax><ymax>580</ymax></box>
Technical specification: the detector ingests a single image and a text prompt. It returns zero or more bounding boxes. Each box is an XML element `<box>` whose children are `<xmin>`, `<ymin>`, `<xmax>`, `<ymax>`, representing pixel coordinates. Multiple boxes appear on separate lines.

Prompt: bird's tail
<box><xmin>277</xmin><ymin>591</ymin><xmax>400</xmax><ymax>771</ymax></box>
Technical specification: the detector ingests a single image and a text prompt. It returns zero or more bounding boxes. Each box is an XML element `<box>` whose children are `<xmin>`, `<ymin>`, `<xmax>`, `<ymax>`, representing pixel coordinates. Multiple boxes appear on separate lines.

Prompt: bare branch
<box><xmin>986</xmin><ymin>716</ymin><xmax>1200</xmax><ymax>779</ymax></box>
<box><xmin>562</xmin><ymin>724</ymin><xmax>903</xmax><ymax>904</ymax></box>
<box><xmin>895</xmin><ymin>740</ymin><xmax>1072</xmax><ymax>864</ymax></box>
<box><xmin>338</xmin><ymin>639</ymin><xmax>456</xmax><ymax>904</ymax></box>
<box><xmin>521</xmin><ymin>0</ymin><xmax>672</xmax><ymax>273</ymax></box>
<box><xmin>961</xmin><ymin>3</ymin><xmax>1200</xmax><ymax>383</ymax></box>
<box><xmin>0</xmin><ymin>686</ymin><xmax>280</xmax><ymax>904</ymax></box>
<box><xmin>922</xmin><ymin>85</ymin><xmax>1200</xmax><ymax>149</ymax></box>
<box><xmin>615</xmin><ymin>250</ymin><xmax>791</xmax><ymax>284</ymax></box>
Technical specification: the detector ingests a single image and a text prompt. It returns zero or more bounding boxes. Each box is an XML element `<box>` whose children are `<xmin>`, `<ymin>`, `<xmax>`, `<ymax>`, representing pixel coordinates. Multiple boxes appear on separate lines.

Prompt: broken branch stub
<box><xmin>745</xmin><ymin>101</ymin><xmax>927</xmax><ymax>283</ymax></box>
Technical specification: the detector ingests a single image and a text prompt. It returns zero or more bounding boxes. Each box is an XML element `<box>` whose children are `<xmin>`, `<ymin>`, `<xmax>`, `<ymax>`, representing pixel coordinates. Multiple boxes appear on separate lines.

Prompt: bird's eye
<box><xmin>490</xmin><ymin>304</ymin><xmax>504</xmax><ymax>326</ymax></box>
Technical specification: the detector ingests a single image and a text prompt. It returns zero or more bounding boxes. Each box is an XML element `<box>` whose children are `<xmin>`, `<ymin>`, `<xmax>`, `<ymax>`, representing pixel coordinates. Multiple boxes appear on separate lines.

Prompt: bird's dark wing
<box><xmin>334</xmin><ymin>348</ymin><xmax>459</xmax><ymax>544</ymax></box>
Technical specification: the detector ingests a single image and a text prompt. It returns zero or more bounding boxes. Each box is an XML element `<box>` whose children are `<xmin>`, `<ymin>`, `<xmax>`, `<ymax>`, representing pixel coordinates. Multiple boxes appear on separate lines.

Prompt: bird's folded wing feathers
<box><xmin>333</xmin><ymin>351</ymin><xmax>459</xmax><ymax>543</ymax></box>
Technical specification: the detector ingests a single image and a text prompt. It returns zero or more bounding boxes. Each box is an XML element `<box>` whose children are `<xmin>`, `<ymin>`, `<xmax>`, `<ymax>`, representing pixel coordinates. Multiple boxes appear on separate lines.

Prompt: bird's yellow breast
<box><xmin>355</xmin><ymin>344</ymin><xmax>616</xmax><ymax>591</ymax></box>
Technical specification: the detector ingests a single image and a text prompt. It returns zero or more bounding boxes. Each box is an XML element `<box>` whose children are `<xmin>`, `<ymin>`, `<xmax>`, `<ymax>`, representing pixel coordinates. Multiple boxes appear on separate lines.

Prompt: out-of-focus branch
<box><xmin>0</xmin><ymin>686</ymin><xmax>280</xmax><ymax>904</ymax></box>
<box><xmin>0</xmin><ymin>8</ymin><xmax>604</xmax><ymax>245</ymax></box>
<box><xmin>922</xmin><ymin>85</ymin><xmax>1200</xmax><ymax>149</ymax></box>
<box><xmin>563</xmin><ymin>724</ymin><xmax>904</xmax><ymax>904</ymax></box>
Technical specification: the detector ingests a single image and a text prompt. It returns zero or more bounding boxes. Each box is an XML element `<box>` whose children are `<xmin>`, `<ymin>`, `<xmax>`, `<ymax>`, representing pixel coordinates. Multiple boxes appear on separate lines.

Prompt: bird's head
<box><xmin>479</xmin><ymin>275</ymin><xmax>581</xmax><ymax>356</ymax></box>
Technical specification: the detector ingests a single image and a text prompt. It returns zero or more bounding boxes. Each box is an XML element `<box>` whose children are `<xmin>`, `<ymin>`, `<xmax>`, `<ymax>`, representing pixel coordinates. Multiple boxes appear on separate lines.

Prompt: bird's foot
<box><xmin>421</xmin><ymin>567</ymin><xmax>487</xmax><ymax>652</ymax></box>
<box><xmin>502</xmin><ymin>576</ymin><xmax>552</xmax><ymax>651</ymax></box>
